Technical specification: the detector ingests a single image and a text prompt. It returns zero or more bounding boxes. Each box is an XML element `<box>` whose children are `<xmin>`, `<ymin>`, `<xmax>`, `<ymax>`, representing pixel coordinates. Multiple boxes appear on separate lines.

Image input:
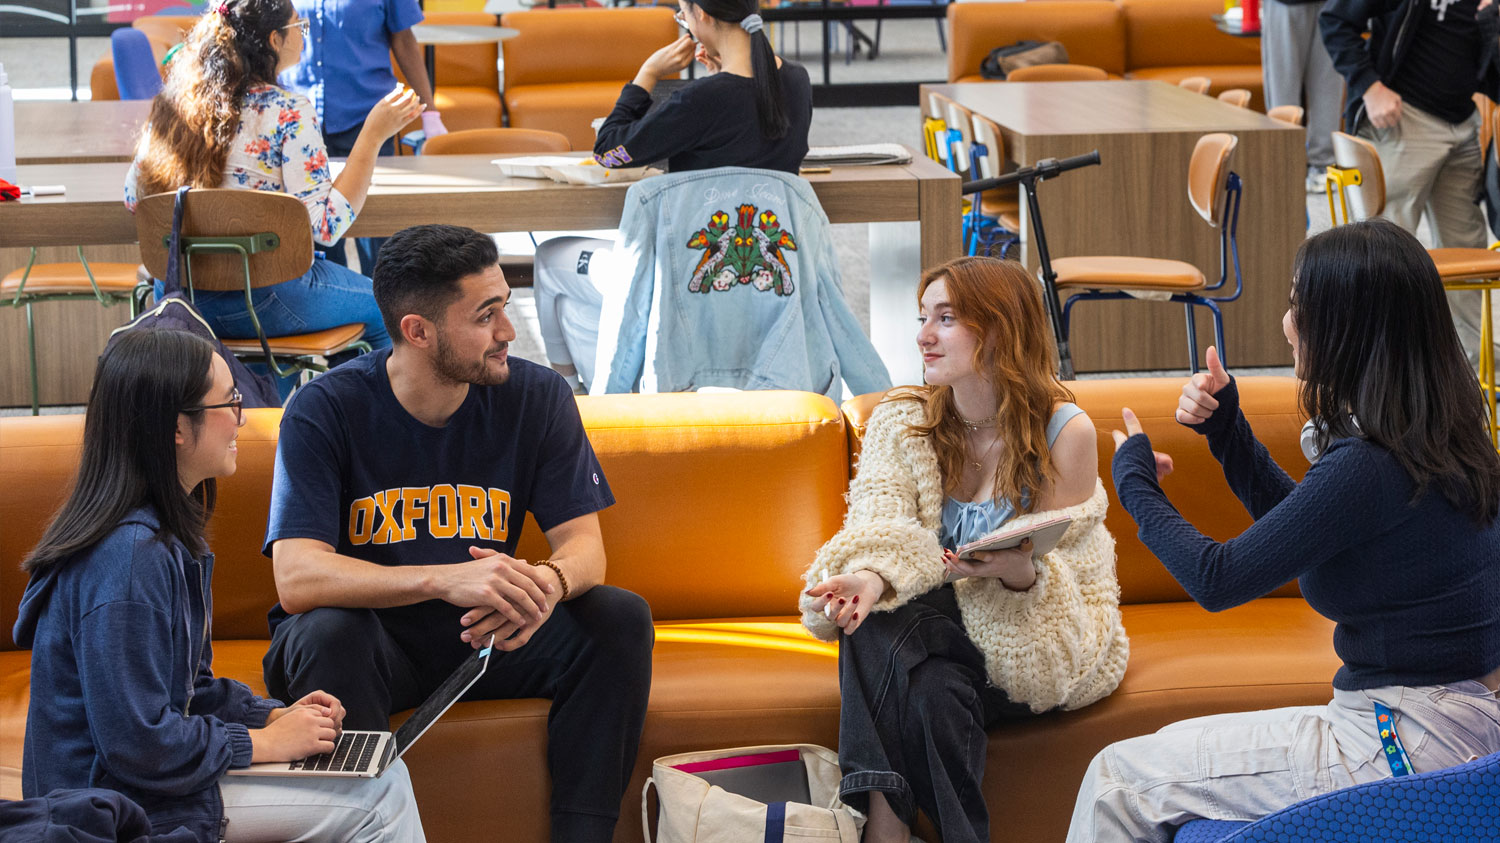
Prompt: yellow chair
<box><xmin>921</xmin><ymin>90</ymin><xmax>951</xmax><ymax>168</ymax></box>
<box><xmin>1050</xmin><ymin>133</ymin><xmax>1243</xmax><ymax>373</ymax></box>
<box><xmin>1216</xmin><ymin>88</ymin><xmax>1252</xmax><ymax>109</ymax></box>
<box><xmin>1005</xmin><ymin>63</ymin><xmax>1110</xmax><ymax>82</ymax></box>
<box><xmin>1267</xmin><ymin>104</ymin><xmax>1304</xmax><ymax>126</ymax></box>
<box><xmin>134</xmin><ymin>190</ymin><xmax>370</xmax><ymax>381</ymax></box>
<box><xmin>1326</xmin><ymin>130</ymin><xmax>1500</xmax><ymax>445</ymax></box>
<box><xmin>1178</xmin><ymin>75</ymin><xmax>1211</xmax><ymax>95</ymax></box>
<box><xmin>2</xmin><ymin>251</ymin><xmax>146</xmax><ymax>414</ymax></box>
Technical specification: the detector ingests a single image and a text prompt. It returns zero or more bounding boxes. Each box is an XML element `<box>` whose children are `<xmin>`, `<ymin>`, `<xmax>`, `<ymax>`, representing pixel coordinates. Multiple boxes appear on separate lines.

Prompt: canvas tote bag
<box><xmin>642</xmin><ymin>744</ymin><xmax>863</xmax><ymax>843</ymax></box>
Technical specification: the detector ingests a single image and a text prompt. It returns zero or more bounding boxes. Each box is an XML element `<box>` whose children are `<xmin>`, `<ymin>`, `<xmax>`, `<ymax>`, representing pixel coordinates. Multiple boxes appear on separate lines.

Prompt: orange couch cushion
<box><xmin>1120</xmin><ymin>0</ymin><xmax>1264</xmax><ymax>106</ymax></box>
<box><xmin>503</xmin><ymin>81</ymin><xmax>631</xmax><ymax>150</ymax></box>
<box><xmin>948</xmin><ymin>1</ymin><xmax>1128</xmax><ymax>83</ymax></box>
<box><xmin>500</xmin><ymin>8</ymin><xmax>676</xmax><ymax>89</ymax></box>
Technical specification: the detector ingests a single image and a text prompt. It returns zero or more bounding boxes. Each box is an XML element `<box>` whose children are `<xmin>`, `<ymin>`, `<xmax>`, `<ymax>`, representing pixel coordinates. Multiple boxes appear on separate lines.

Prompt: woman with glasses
<box><xmin>531</xmin><ymin>0</ymin><xmax>814</xmax><ymax>392</ymax></box>
<box><xmin>124</xmin><ymin>0</ymin><xmax>422</xmax><ymax>392</ymax></box>
<box><xmin>14</xmin><ymin>330</ymin><xmax>426</xmax><ymax>842</ymax></box>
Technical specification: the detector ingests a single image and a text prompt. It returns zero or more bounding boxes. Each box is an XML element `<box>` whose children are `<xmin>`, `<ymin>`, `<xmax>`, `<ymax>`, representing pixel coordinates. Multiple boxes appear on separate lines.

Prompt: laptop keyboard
<box><xmin>290</xmin><ymin>732</ymin><xmax>380</xmax><ymax>772</ymax></box>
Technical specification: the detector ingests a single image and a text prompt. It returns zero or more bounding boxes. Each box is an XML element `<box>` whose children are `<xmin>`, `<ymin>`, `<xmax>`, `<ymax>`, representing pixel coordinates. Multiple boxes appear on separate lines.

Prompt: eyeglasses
<box><xmin>673</xmin><ymin>10</ymin><xmax>690</xmax><ymax>32</ymax></box>
<box><xmin>282</xmin><ymin>17</ymin><xmax>310</xmax><ymax>36</ymax></box>
<box><xmin>185</xmin><ymin>389</ymin><xmax>244</xmax><ymax>424</ymax></box>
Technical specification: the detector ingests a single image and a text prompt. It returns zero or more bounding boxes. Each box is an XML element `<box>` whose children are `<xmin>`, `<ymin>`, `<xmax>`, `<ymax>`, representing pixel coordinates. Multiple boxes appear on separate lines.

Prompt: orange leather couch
<box><xmin>949</xmin><ymin>0</ymin><xmax>1265</xmax><ymax>109</ymax></box>
<box><xmin>0</xmin><ymin>379</ymin><xmax>1337</xmax><ymax>843</ymax></box>
<box><xmin>499</xmin><ymin>7</ymin><xmax>678</xmax><ymax>151</ymax></box>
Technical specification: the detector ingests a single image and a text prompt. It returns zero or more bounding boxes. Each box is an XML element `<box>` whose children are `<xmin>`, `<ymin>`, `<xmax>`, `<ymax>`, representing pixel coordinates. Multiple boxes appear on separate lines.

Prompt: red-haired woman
<box><xmin>801</xmin><ymin>256</ymin><xmax>1129</xmax><ymax>843</ymax></box>
<box><xmin>124</xmin><ymin>0</ymin><xmax>422</xmax><ymax>376</ymax></box>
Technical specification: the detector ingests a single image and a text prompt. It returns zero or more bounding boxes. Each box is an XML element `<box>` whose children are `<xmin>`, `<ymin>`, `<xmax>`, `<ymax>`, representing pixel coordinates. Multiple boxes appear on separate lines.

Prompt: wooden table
<box><xmin>0</xmin><ymin>153</ymin><xmax>959</xmax><ymax>406</ymax></box>
<box><xmin>923</xmin><ymin>80</ymin><xmax>1305</xmax><ymax>373</ymax></box>
<box><xmin>14</xmin><ymin>100</ymin><xmax>151</xmax><ymax>165</ymax></box>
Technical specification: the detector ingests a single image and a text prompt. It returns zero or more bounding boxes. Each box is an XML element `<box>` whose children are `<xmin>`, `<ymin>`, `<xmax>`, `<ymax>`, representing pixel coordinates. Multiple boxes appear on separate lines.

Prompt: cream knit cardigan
<box><xmin>799</xmin><ymin>399</ymin><xmax>1129</xmax><ymax>713</ymax></box>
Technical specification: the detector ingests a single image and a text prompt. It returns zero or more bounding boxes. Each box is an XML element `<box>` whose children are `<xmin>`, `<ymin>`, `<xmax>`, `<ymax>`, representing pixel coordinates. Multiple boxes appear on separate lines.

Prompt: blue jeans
<box><xmin>321</xmin><ymin>123</ymin><xmax>394</xmax><ymax>274</ymax></box>
<box><xmin>157</xmin><ymin>255</ymin><xmax>391</xmax><ymax>396</ymax></box>
<box><xmin>837</xmin><ymin>585</ymin><xmax>1037</xmax><ymax>842</ymax></box>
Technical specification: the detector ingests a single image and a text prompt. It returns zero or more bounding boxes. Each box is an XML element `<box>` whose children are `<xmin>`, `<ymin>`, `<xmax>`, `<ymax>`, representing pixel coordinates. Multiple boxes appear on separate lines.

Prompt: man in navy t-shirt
<box><xmin>261</xmin><ymin>224</ymin><xmax>653</xmax><ymax>843</ymax></box>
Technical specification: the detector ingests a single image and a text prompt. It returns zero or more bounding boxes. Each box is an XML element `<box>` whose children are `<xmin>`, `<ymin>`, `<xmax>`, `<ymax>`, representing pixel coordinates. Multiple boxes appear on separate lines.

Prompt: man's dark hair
<box><xmin>371</xmin><ymin>224</ymin><xmax>500</xmax><ymax>343</ymax></box>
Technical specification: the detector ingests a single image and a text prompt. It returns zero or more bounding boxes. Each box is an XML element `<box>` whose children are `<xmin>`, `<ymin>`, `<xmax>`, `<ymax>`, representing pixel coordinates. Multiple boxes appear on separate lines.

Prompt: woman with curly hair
<box><xmin>125</xmin><ymin>0</ymin><xmax>422</xmax><ymax>366</ymax></box>
<box><xmin>801</xmin><ymin>256</ymin><xmax>1129</xmax><ymax>843</ymax></box>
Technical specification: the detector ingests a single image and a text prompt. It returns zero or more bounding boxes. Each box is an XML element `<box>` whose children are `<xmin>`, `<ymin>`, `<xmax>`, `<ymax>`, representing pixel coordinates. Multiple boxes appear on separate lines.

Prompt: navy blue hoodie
<box><xmin>13</xmin><ymin>506</ymin><xmax>281</xmax><ymax>841</ymax></box>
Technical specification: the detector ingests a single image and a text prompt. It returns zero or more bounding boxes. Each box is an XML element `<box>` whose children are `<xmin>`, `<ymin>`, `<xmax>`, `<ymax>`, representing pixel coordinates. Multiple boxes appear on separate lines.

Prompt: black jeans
<box><xmin>263</xmin><ymin>585</ymin><xmax>654</xmax><ymax>843</ymax></box>
<box><xmin>319</xmin><ymin>123</ymin><xmax>395</xmax><ymax>275</ymax></box>
<box><xmin>837</xmin><ymin>585</ymin><xmax>1035</xmax><ymax>843</ymax></box>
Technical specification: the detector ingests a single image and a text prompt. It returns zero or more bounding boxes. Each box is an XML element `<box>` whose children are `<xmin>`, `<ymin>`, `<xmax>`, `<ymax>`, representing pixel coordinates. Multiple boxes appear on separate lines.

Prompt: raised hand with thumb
<box><xmin>1176</xmin><ymin>346</ymin><xmax>1230</xmax><ymax>426</ymax></box>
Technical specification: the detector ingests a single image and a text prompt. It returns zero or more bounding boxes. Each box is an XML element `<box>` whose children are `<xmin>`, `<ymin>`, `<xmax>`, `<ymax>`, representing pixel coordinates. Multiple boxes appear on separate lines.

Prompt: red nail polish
<box><xmin>852</xmin><ymin>612</ymin><xmax>859</xmax><ymax>621</ymax></box>
<box><xmin>838</xmin><ymin>598</ymin><xmax>846</xmax><ymax>604</ymax></box>
<box><xmin>853</xmin><ymin>596</ymin><xmax>859</xmax><ymax>604</ymax></box>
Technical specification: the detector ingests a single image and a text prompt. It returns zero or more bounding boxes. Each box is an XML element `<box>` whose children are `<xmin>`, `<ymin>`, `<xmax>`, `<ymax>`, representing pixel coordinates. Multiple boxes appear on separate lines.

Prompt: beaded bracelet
<box><xmin>531</xmin><ymin>558</ymin><xmax>570</xmax><ymax>601</ymax></box>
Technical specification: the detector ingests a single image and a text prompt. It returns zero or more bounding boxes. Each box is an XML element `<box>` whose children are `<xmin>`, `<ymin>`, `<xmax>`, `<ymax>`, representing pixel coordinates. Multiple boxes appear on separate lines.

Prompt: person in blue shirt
<box><xmin>1071</xmin><ymin>219</ymin><xmax>1500</xmax><ymax>841</ymax></box>
<box><xmin>281</xmin><ymin>0</ymin><xmax>448</xmax><ymax>273</ymax></box>
<box><xmin>260</xmin><ymin>224</ymin><xmax>654</xmax><ymax>843</ymax></box>
<box><xmin>15</xmin><ymin>329</ymin><xmax>425</xmax><ymax>842</ymax></box>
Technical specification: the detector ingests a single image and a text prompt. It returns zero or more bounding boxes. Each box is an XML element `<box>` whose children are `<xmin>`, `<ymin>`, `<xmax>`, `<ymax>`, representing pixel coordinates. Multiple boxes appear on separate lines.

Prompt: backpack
<box><xmin>106</xmin><ymin>186</ymin><xmax>281</xmax><ymax>408</ymax></box>
<box><xmin>980</xmin><ymin>40</ymin><xmax>1070</xmax><ymax>80</ymax></box>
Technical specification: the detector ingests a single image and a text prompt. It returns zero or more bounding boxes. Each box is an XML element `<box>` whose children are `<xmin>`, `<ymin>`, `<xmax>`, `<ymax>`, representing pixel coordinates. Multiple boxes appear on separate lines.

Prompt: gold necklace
<box><xmin>968</xmin><ymin>430</ymin><xmax>1001</xmax><ymax>473</ymax></box>
<box><xmin>958</xmin><ymin>413</ymin><xmax>998</xmax><ymax>430</ymax></box>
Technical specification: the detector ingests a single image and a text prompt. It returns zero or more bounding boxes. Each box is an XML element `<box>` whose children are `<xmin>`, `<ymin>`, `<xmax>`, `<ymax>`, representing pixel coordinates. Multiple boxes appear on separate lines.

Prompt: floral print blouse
<box><xmin>125</xmin><ymin>84</ymin><xmax>355</xmax><ymax>246</ymax></box>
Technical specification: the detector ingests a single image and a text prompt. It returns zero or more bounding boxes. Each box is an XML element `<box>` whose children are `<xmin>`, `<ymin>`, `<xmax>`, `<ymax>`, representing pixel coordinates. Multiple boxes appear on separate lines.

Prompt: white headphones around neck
<box><xmin>1300</xmin><ymin>415</ymin><xmax>1361</xmax><ymax>463</ymax></box>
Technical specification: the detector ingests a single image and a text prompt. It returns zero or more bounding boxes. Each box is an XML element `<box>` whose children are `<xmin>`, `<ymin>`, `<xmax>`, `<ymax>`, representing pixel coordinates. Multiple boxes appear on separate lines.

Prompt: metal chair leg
<box><xmin>25</xmin><ymin>301</ymin><xmax>40</xmax><ymax>416</ymax></box>
<box><xmin>1184</xmin><ymin>302</ymin><xmax>1200</xmax><ymax>374</ymax></box>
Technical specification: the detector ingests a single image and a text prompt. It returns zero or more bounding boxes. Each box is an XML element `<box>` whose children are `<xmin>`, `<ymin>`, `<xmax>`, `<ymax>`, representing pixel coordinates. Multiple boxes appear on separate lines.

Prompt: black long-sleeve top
<box><xmin>593</xmin><ymin>63</ymin><xmax>813</xmax><ymax>174</ymax></box>
<box><xmin>1112</xmin><ymin>378</ymin><xmax>1500</xmax><ymax>691</ymax></box>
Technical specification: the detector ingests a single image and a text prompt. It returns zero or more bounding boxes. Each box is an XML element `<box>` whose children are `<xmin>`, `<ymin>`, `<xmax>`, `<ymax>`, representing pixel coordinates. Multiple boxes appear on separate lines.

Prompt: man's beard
<box><xmin>433</xmin><ymin>335</ymin><xmax>510</xmax><ymax>387</ymax></box>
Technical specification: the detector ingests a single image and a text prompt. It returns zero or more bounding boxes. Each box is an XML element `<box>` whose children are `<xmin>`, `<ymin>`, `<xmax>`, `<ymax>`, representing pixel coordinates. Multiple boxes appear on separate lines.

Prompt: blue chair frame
<box><xmin>1173</xmin><ymin>749</ymin><xmax>1500</xmax><ymax>842</ymax></box>
<box><xmin>1061</xmin><ymin>171</ymin><xmax>1243</xmax><ymax>373</ymax></box>
<box><xmin>963</xmin><ymin>142</ymin><xmax>1019</xmax><ymax>259</ymax></box>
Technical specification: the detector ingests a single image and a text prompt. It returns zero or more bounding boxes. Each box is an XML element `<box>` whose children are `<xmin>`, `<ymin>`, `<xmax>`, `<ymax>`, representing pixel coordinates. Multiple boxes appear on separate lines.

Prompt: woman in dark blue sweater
<box><xmin>1067</xmin><ymin>219</ymin><xmax>1500</xmax><ymax>842</ymax></box>
<box><xmin>15</xmin><ymin>330</ymin><xmax>424</xmax><ymax>841</ymax></box>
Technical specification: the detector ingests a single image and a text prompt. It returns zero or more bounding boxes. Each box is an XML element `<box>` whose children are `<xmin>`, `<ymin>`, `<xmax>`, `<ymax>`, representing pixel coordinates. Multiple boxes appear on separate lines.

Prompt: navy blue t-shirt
<box><xmin>264</xmin><ymin>350</ymin><xmax>614</xmax><ymax>647</ymax></box>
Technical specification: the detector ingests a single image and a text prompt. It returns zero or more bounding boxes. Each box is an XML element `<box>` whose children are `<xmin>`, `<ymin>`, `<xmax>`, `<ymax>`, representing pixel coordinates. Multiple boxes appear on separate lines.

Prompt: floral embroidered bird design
<box><xmin>686</xmin><ymin>204</ymin><xmax>798</xmax><ymax>295</ymax></box>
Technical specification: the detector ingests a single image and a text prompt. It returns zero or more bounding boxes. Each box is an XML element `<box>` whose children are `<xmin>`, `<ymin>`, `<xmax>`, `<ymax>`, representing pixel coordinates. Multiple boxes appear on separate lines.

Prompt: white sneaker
<box><xmin>1306</xmin><ymin>170</ymin><xmax>1329</xmax><ymax>194</ymax></box>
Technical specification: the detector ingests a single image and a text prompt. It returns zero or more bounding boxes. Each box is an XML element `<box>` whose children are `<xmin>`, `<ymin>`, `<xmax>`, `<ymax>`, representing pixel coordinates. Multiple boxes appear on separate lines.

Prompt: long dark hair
<box><xmin>135</xmin><ymin>0</ymin><xmax>294</xmax><ymax>198</ymax></box>
<box><xmin>24</xmin><ymin>331</ymin><xmax>221</xmax><ymax>572</ymax></box>
<box><xmin>683</xmin><ymin>0</ymin><xmax>789</xmax><ymax>140</ymax></box>
<box><xmin>1292</xmin><ymin>218</ymin><xmax>1500</xmax><ymax>525</ymax></box>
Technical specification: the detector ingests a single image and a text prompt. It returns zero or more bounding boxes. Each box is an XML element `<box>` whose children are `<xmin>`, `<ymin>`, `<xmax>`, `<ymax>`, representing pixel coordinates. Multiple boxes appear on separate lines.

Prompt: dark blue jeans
<box><xmin>837</xmin><ymin>585</ymin><xmax>1036</xmax><ymax>843</ymax></box>
<box><xmin>320</xmin><ymin>123</ymin><xmax>395</xmax><ymax>274</ymax></box>
<box><xmin>263</xmin><ymin>585</ymin><xmax>654</xmax><ymax>843</ymax></box>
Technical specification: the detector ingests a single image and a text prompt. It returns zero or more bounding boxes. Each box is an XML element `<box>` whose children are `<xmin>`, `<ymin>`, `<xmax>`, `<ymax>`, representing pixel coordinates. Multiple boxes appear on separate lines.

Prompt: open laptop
<box><xmin>228</xmin><ymin>640</ymin><xmax>491</xmax><ymax>779</ymax></box>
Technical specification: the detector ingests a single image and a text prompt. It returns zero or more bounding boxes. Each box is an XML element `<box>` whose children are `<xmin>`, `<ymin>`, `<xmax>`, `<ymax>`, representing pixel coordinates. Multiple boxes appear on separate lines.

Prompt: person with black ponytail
<box><xmin>15</xmin><ymin>330</ymin><xmax>425</xmax><ymax>842</ymax></box>
<box><xmin>531</xmin><ymin>0</ymin><xmax>813</xmax><ymax>392</ymax></box>
<box><xmin>125</xmin><ymin>0</ymin><xmax>424</xmax><ymax>391</ymax></box>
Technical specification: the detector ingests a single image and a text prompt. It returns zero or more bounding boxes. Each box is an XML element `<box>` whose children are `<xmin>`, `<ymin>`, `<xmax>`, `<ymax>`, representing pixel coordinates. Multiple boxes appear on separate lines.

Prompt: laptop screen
<box><xmin>392</xmin><ymin>642</ymin><xmax>492</xmax><ymax>758</ymax></box>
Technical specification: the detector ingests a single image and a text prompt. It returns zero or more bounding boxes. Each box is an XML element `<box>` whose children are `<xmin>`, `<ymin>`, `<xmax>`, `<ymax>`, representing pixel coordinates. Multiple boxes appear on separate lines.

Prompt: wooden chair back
<box><xmin>1186</xmin><ymin>132</ymin><xmax>1238</xmax><ymax>227</ymax></box>
<box><xmin>423</xmin><ymin>127</ymin><xmax>572</xmax><ymax>155</ymax></box>
<box><xmin>1266</xmin><ymin>104</ymin><xmax>1304</xmax><ymax>126</ymax></box>
<box><xmin>1216</xmin><ymin>88</ymin><xmax>1251</xmax><ymax>109</ymax></box>
<box><xmin>969</xmin><ymin>113</ymin><xmax>1007</xmax><ymax>181</ymax></box>
<box><xmin>943</xmin><ymin>99</ymin><xmax>977</xmax><ymax>177</ymax></box>
<box><xmin>135</xmin><ymin>190</ymin><xmax>313</xmax><ymax>292</ymax></box>
<box><xmin>1330</xmin><ymin>131</ymin><xmax>1386</xmax><ymax>221</ymax></box>
<box><xmin>1005</xmin><ymin>63</ymin><xmax>1109</xmax><ymax>82</ymax></box>
<box><xmin>1178</xmin><ymin>76</ymin><xmax>1211</xmax><ymax>95</ymax></box>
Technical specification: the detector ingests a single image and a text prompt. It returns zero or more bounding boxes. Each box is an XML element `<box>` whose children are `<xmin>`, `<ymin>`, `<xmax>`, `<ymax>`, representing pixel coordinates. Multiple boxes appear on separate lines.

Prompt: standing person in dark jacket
<box><xmin>1321</xmin><ymin>0</ymin><xmax>1500</xmax><ymax>361</ymax></box>
<box><xmin>1066</xmin><ymin>220</ymin><xmax>1500</xmax><ymax>842</ymax></box>
<box><xmin>1263</xmin><ymin>0</ymin><xmax>1344</xmax><ymax>192</ymax></box>
<box><xmin>14</xmin><ymin>330</ymin><xmax>424</xmax><ymax>842</ymax></box>
<box><xmin>530</xmin><ymin>0</ymin><xmax>814</xmax><ymax>393</ymax></box>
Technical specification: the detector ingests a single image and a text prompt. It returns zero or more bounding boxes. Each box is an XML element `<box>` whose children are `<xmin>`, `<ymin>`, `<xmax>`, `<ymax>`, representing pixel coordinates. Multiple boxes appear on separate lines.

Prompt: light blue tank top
<box><xmin>938</xmin><ymin>402</ymin><xmax>1084</xmax><ymax>552</ymax></box>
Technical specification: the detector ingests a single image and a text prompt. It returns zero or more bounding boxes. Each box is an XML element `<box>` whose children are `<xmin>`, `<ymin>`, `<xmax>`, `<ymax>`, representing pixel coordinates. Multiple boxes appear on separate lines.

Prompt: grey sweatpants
<box><xmin>1261</xmin><ymin>0</ymin><xmax>1343</xmax><ymax>170</ymax></box>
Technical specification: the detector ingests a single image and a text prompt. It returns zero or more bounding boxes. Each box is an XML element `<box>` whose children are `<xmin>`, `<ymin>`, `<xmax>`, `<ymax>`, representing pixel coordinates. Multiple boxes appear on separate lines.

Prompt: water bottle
<box><xmin>0</xmin><ymin>62</ymin><xmax>16</xmax><ymax>185</ymax></box>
